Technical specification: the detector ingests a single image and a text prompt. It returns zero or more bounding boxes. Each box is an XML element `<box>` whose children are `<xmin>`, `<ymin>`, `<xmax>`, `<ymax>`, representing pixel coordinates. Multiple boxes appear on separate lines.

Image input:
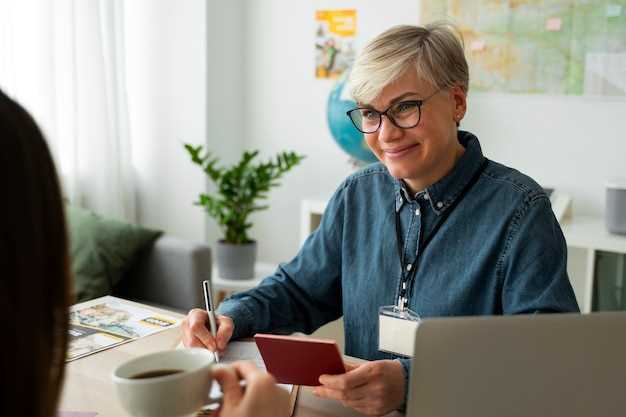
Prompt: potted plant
<box><xmin>185</xmin><ymin>144</ymin><xmax>305</xmax><ymax>279</ymax></box>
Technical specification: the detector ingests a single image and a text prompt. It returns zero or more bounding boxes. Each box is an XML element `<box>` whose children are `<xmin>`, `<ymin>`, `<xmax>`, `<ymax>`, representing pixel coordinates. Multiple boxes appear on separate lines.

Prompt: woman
<box><xmin>0</xmin><ymin>88</ymin><xmax>71</xmax><ymax>417</ymax></box>
<box><xmin>182</xmin><ymin>22</ymin><xmax>579</xmax><ymax>416</ymax></box>
<box><xmin>0</xmin><ymin>89</ymin><xmax>288</xmax><ymax>417</ymax></box>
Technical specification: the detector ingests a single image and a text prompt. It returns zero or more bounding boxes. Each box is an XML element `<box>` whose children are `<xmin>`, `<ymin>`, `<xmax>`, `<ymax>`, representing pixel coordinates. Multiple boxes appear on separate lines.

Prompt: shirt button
<box><xmin>423</xmin><ymin>194</ymin><xmax>429</xmax><ymax>200</ymax></box>
<box><xmin>406</xmin><ymin>264</ymin><xmax>412</xmax><ymax>271</ymax></box>
<box><xmin>415</xmin><ymin>208</ymin><xmax>421</xmax><ymax>216</ymax></box>
<box><xmin>436</xmin><ymin>201</ymin><xmax>443</xmax><ymax>209</ymax></box>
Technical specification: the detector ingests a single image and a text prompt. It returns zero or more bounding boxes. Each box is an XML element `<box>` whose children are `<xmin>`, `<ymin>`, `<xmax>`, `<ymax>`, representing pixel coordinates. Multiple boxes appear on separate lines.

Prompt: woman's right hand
<box><xmin>181</xmin><ymin>308</ymin><xmax>234</xmax><ymax>354</ymax></box>
<box><xmin>213</xmin><ymin>361</ymin><xmax>290</xmax><ymax>417</ymax></box>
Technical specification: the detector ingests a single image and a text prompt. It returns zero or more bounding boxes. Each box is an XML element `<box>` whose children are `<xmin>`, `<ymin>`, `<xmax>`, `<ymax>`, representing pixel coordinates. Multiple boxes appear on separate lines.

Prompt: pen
<box><xmin>202</xmin><ymin>280</ymin><xmax>220</xmax><ymax>362</ymax></box>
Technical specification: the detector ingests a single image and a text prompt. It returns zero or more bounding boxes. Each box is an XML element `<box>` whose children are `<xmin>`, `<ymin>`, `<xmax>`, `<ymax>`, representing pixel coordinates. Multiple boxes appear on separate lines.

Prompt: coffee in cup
<box><xmin>112</xmin><ymin>348</ymin><xmax>216</xmax><ymax>417</ymax></box>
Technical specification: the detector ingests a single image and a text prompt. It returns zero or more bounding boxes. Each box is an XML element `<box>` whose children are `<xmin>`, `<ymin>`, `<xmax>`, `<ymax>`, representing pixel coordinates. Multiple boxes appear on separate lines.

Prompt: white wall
<box><xmin>125</xmin><ymin>0</ymin><xmax>209</xmax><ymax>242</ymax></box>
<box><xmin>463</xmin><ymin>94</ymin><xmax>626</xmax><ymax>216</ymax></box>
<box><xmin>124</xmin><ymin>1</ymin><xmax>245</xmax><ymax>245</ymax></box>
<box><xmin>241</xmin><ymin>0</ymin><xmax>626</xmax><ymax>264</ymax></box>
<box><xmin>205</xmin><ymin>1</ymin><xmax>245</xmax><ymax>245</ymax></box>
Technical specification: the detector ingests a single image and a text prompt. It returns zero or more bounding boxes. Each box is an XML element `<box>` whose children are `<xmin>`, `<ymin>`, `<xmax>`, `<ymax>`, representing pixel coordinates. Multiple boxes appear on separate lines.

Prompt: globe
<box><xmin>326</xmin><ymin>71</ymin><xmax>378</xmax><ymax>164</ymax></box>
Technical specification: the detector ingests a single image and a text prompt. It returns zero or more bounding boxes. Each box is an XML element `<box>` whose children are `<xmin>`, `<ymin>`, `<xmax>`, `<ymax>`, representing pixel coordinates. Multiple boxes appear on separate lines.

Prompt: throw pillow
<box><xmin>66</xmin><ymin>205</ymin><xmax>163</xmax><ymax>302</ymax></box>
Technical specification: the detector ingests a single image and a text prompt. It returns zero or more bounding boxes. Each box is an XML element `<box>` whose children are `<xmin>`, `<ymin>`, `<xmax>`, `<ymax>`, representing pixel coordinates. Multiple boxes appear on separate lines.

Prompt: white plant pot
<box><xmin>215</xmin><ymin>240</ymin><xmax>257</xmax><ymax>280</ymax></box>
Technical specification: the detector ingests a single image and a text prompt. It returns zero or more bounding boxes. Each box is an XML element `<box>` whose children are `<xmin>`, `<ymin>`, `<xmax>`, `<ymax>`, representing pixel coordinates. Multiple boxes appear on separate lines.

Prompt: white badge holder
<box><xmin>378</xmin><ymin>305</ymin><xmax>421</xmax><ymax>357</ymax></box>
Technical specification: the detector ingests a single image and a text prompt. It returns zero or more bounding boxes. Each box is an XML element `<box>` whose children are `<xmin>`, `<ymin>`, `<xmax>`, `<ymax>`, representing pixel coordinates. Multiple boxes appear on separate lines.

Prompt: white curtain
<box><xmin>0</xmin><ymin>0</ymin><xmax>136</xmax><ymax>222</ymax></box>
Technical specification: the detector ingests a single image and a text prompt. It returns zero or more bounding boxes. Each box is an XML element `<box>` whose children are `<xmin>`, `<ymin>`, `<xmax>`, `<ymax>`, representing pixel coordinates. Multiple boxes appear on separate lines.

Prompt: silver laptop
<box><xmin>406</xmin><ymin>312</ymin><xmax>626</xmax><ymax>417</ymax></box>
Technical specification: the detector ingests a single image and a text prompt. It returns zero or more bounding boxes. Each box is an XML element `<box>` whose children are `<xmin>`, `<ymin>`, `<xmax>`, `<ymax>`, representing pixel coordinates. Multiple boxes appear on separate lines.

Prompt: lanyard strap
<box><xmin>394</xmin><ymin>158</ymin><xmax>489</xmax><ymax>308</ymax></box>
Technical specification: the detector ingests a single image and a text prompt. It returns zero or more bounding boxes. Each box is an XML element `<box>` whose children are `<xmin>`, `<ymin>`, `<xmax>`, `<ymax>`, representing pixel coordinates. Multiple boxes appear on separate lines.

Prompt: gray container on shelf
<box><xmin>215</xmin><ymin>240</ymin><xmax>256</xmax><ymax>280</ymax></box>
<box><xmin>606</xmin><ymin>180</ymin><xmax>626</xmax><ymax>235</ymax></box>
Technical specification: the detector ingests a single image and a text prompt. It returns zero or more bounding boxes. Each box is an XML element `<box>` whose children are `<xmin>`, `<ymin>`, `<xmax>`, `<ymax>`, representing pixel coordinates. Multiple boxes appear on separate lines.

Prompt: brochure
<box><xmin>67</xmin><ymin>296</ymin><xmax>180</xmax><ymax>361</ymax></box>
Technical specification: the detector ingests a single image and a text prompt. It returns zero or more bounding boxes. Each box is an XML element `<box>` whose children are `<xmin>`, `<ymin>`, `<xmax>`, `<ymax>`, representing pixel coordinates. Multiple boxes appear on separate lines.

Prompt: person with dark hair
<box><xmin>0</xmin><ymin>89</ymin><xmax>289</xmax><ymax>417</ymax></box>
<box><xmin>0</xmin><ymin>88</ymin><xmax>72</xmax><ymax>417</ymax></box>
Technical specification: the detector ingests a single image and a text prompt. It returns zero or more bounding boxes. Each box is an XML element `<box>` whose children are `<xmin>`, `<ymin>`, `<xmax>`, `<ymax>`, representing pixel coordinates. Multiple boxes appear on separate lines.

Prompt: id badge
<box><xmin>378</xmin><ymin>305</ymin><xmax>421</xmax><ymax>357</ymax></box>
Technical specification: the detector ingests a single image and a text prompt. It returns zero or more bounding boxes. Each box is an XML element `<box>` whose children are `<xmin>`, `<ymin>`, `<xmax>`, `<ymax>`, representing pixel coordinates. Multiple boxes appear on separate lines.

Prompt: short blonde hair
<box><xmin>348</xmin><ymin>22</ymin><xmax>469</xmax><ymax>104</ymax></box>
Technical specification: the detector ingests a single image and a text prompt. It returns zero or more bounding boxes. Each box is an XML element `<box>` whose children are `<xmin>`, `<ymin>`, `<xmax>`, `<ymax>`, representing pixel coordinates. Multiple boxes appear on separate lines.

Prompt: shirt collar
<box><xmin>394</xmin><ymin>130</ymin><xmax>485</xmax><ymax>214</ymax></box>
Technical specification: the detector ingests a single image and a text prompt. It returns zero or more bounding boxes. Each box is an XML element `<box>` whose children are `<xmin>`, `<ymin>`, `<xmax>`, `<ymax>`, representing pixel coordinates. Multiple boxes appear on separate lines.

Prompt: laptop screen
<box><xmin>406</xmin><ymin>313</ymin><xmax>626</xmax><ymax>417</ymax></box>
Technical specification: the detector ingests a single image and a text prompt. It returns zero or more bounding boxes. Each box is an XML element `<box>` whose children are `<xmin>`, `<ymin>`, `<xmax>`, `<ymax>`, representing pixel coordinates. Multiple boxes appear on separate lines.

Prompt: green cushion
<box><xmin>66</xmin><ymin>205</ymin><xmax>163</xmax><ymax>302</ymax></box>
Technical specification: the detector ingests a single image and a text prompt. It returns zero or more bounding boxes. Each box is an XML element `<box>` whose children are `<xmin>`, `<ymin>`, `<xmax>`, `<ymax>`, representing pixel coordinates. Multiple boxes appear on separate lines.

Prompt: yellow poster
<box><xmin>315</xmin><ymin>9</ymin><xmax>357</xmax><ymax>79</ymax></box>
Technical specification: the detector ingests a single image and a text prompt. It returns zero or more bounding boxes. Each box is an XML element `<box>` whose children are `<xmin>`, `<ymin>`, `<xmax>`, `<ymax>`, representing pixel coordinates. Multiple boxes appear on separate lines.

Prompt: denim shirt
<box><xmin>217</xmin><ymin>131</ymin><xmax>579</xmax><ymax>404</ymax></box>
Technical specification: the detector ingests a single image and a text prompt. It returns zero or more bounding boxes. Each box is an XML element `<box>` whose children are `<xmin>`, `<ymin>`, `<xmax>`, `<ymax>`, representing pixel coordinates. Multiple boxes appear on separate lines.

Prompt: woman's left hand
<box><xmin>313</xmin><ymin>359</ymin><xmax>406</xmax><ymax>416</ymax></box>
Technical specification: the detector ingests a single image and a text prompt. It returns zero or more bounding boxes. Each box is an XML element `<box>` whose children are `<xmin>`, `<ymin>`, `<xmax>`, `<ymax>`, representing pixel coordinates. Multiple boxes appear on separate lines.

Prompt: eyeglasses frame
<box><xmin>346</xmin><ymin>88</ymin><xmax>442</xmax><ymax>134</ymax></box>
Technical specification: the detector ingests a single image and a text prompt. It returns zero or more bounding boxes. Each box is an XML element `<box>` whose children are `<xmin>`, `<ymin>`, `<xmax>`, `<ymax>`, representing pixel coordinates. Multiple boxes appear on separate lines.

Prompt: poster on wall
<box><xmin>315</xmin><ymin>9</ymin><xmax>357</xmax><ymax>79</ymax></box>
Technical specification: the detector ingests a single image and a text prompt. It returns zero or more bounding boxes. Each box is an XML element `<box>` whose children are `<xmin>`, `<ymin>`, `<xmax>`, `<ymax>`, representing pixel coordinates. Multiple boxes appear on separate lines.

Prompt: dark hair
<box><xmin>0</xmin><ymin>89</ymin><xmax>71</xmax><ymax>417</ymax></box>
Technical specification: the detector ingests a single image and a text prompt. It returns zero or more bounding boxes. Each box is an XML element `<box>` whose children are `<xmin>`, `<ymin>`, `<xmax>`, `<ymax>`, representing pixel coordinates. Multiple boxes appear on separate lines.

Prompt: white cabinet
<box><xmin>562</xmin><ymin>217</ymin><xmax>626</xmax><ymax>313</ymax></box>
<box><xmin>300</xmin><ymin>200</ymin><xmax>626</xmax><ymax>313</ymax></box>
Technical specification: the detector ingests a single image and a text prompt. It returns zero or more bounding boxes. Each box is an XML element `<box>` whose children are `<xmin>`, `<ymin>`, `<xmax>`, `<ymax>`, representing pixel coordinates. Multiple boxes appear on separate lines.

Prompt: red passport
<box><xmin>254</xmin><ymin>333</ymin><xmax>345</xmax><ymax>386</ymax></box>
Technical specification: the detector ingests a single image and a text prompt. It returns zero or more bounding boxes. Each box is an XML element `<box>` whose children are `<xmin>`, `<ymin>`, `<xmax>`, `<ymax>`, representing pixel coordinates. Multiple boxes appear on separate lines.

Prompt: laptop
<box><xmin>406</xmin><ymin>312</ymin><xmax>626</xmax><ymax>417</ymax></box>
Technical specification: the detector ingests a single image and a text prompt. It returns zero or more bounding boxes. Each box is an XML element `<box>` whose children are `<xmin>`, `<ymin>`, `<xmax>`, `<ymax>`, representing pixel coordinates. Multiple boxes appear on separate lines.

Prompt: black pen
<box><xmin>202</xmin><ymin>280</ymin><xmax>220</xmax><ymax>362</ymax></box>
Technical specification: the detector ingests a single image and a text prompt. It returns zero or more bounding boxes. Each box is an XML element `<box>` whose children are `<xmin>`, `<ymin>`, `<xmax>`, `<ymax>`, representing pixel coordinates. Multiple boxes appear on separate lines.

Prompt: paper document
<box><xmin>220</xmin><ymin>340</ymin><xmax>266</xmax><ymax>368</ymax></box>
<box><xmin>209</xmin><ymin>341</ymin><xmax>293</xmax><ymax>398</ymax></box>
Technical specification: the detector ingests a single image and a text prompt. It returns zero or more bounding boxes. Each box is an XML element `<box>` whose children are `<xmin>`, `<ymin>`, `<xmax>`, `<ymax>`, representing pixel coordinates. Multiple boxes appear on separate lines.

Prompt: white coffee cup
<box><xmin>112</xmin><ymin>348</ymin><xmax>217</xmax><ymax>417</ymax></box>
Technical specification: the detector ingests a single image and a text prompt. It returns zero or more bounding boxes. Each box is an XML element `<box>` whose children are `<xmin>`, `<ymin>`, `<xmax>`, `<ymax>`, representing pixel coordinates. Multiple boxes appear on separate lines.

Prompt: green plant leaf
<box><xmin>184</xmin><ymin>143</ymin><xmax>305</xmax><ymax>244</ymax></box>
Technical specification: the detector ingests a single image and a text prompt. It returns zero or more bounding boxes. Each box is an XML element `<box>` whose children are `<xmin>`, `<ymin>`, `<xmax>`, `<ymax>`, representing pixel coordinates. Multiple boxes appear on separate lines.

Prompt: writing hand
<box><xmin>182</xmin><ymin>309</ymin><xmax>234</xmax><ymax>354</ymax></box>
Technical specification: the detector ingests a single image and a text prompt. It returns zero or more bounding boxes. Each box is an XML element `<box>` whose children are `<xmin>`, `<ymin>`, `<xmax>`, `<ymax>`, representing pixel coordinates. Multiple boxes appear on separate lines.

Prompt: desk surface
<box><xmin>59</xmin><ymin>298</ymin><xmax>399</xmax><ymax>417</ymax></box>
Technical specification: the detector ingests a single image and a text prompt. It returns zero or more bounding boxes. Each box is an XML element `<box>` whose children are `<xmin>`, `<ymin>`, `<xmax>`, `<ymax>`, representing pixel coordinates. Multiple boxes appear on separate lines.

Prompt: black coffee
<box><xmin>130</xmin><ymin>369</ymin><xmax>184</xmax><ymax>379</ymax></box>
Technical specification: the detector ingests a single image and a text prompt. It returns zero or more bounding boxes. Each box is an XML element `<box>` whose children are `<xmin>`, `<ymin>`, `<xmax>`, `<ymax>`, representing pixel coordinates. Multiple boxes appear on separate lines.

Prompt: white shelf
<box><xmin>562</xmin><ymin>216</ymin><xmax>626</xmax><ymax>313</ymax></box>
<box><xmin>300</xmin><ymin>199</ymin><xmax>329</xmax><ymax>245</ymax></box>
<box><xmin>212</xmin><ymin>262</ymin><xmax>277</xmax><ymax>292</ymax></box>
<box><xmin>562</xmin><ymin>216</ymin><xmax>626</xmax><ymax>253</ymax></box>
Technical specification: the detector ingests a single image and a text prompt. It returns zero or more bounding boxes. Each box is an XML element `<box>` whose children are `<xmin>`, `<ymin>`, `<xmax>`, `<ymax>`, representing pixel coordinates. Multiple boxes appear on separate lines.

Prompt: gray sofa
<box><xmin>114</xmin><ymin>235</ymin><xmax>212</xmax><ymax>313</ymax></box>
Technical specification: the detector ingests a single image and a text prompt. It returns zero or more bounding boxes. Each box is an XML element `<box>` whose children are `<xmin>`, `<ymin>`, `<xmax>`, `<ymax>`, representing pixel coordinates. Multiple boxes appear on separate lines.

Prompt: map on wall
<box><xmin>421</xmin><ymin>0</ymin><xmax>626</xmax><ymax>96</ymax></box>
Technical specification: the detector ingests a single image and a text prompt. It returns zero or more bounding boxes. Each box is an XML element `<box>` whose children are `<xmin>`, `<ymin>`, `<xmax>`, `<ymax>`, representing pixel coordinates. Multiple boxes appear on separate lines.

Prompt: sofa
<box><xmin>113</xmin><ymin>235</ymin><xmax>212</xmax><ymax>313</ymax></box>
<box><xmin>67</xmin><ymin>204</ymin><xmax>212</xmax><ymax>313</ymax></box>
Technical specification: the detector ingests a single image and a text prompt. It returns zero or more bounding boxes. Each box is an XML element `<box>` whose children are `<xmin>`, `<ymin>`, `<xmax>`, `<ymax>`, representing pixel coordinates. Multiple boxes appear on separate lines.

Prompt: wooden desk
<box><xmin>60</xmin><ymin>299</ymin><xmax>401</xmax><ymax>417</ymax></box>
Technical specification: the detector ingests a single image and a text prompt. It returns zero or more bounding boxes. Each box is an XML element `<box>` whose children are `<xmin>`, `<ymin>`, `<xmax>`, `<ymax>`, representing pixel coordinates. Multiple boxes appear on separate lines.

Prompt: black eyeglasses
<box><xmin>346</xmin><ymin>89</ymin><xmax>441</xmax><ymax>134</ymax></box>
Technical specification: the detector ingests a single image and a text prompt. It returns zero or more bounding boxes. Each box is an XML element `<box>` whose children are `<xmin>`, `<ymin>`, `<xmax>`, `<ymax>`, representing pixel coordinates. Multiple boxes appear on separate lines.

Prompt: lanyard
<box><xmin>394</xmin><ymin>158</ymin><xmax>489</xmax><ymax>310</ymax></box>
